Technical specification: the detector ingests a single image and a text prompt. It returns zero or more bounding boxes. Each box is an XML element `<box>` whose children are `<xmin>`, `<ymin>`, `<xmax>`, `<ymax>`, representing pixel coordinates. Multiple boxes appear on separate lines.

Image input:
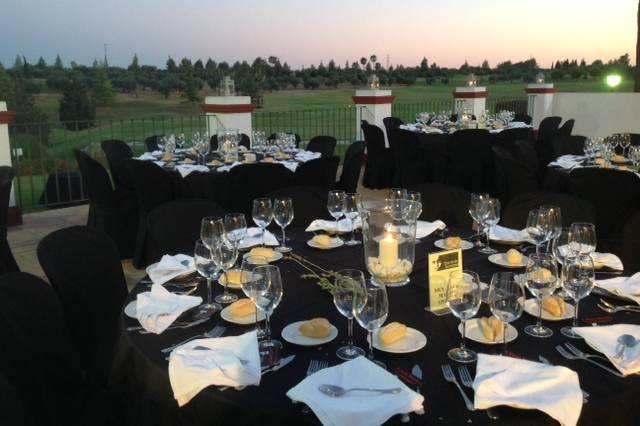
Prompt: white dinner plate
<box><xmin>306</xmin><ymin>237</ymin><xmax>344</xmax><ymax>250</ymax></box>
<box><xmin>281</xmin><ymin>321</ymin><xmax>338</xmax><ymax>346</ymax></box>
<box><xmin>434</xmin><ymin>239</ymin><xmax>474</xmax><ymax>251</ymax></box>
<box><xmin>368</xmin><ymin>327</ymin><xmax>427</xmax><ymax>353</ymax></box>
<box><xmin>217</xmin><ymin>270</ymin><xmax>250</xmax><ymax>290</ymax></box>
<box><xmin>242</xmin><ymin>251</ymin><xmax>283</xmax><ymax>264</ymax></box>
<box><xmin>124</xmin><ymin>300</ymin><xmax>137</xmax><ymax>318</ymax></box>
<box><xmin>523</xmin><ymin>298</ymin><xmax>575</xmax><ymax>321</ymax></box>
<box><xmin>459</xmin><ymin>319</ymin><xmax>518</xmax><ymax>345</ymax></box>
<box><xmin>220</xmin><ymin>303</ymin><xmax>266</xmax><ymax>325</ymax></box>
<box><xmin>488</xmin><ymin>253</ymin><xmax>527</xmax><ymax>268</ymax></box>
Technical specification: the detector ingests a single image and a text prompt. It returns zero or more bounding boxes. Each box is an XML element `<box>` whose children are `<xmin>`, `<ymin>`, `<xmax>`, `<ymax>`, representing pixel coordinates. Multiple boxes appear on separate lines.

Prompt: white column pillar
<box><xmin>201</xmin><ymin>96</ymin><xmax>255</xmax><ymax>145</ymax></box>
<box><xmin>453</xmin><ymin>87</ymin><xmax>488</xmax><ymax>118</ymax></box>
<box><xmin>0</xmin><ymin>101</ymin><xmax>21</xmax><ymax>225</ymax></box>
<box><xmin>525</xmin><ymin>83</ymin><xmax>555</xmax><ymax>128</ymax></box>
<box><xmin>353</xmin><ymin>89</ymin><xmax>394</xmax><ymax>146</ymax></box>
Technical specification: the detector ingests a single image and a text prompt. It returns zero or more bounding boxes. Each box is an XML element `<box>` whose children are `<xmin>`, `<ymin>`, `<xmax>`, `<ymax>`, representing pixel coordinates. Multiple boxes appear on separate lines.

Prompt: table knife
<box><xmin>262</xmin><ymin>355</ymin><xmax>295</xmax><ymax>374</ymax></box>
<box><xmin>411</xmin><ymin>364</ymin><xmax>423</xmax><ymax>381</ymax></box>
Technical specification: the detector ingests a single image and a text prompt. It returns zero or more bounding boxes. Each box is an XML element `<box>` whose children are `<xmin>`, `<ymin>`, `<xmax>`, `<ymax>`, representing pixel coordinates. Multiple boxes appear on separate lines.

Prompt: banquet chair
<box><xmin>557</xmin><ymin>119</ymin><xmax>575</xmax><ymax>137</ymax></box>
<box><xmin>622</xmin><ymin>211</ymin><xmax>640</xmax><ymax>274</ymax></box>
<box><xmin>493</xmin><ymin>128</ymin><xmax>533</xmax><ymax>150</ymax></box>
<box><xmin>0</xmin><ymin>373</ymin><xmax>34</xmax><ymax>426</ymax></box>
<box><xmin>361</xmin><ymin>121</ymin><xmax>393</xmax><ymax>189</ymax></box>
<box><xmin>630</xmin><ymin>133</ymin><xmax>640</xmax><ymax>146</ymax></box>
<box><xmin>267</xmin><ymin>186</ymin><xmax>328</xmax><ymax>229</ymax></box>
<box><xmin>101</xmin><ymin>139</ymin><xmax>134</xmax><ymax>194</ymax></box>
<box><xmin>145</xmin><ymin>199</ymin><xmax>226</xmax><ymax>264</ymax></box>
<box><xmin>75</xmin><ymin>150</ymin><xmax>136</xmax><ymax>259</ymax></box>
<box><xmin>294</xmin><ymin>156</ymin><xmax>340</xmax><ymax>189</ymax></box>
<box><xmin>513</xmin><ymin>113</ymin><xmax>532</xmax><ymax>125</ymax></box>
<box><xmin>306</xmin><ymin>136</ymin><xmax>337</xmax><ymax>158</ymax></box>
<box><xmin>334</xmin><ymin>141</ymin><xmax>365</xmax><ymax>193</ymax></box>
<box><xmin>391</xmin><ymin>129</ymin><xmax>430</xmax><ymax>187</ymax></box>
<box><xmin>144</xmin><ymin>135</ymin><xmax>162</xmax><ymax>152</ymax></box>
<box><xmin>445</xmin><ymin>129</ymin><xmax>495</xmax><ymax>194</ymax></box>
<box><xmin>0</xmin><ymin>166</ymin><xmax>19</xmax><ymax>275</ymax></box>
<box><xmin>492</xmin><ymin>145</ymin><xmax>540</xmax><ymax>203</ymax></box>
<box><xmin>535</xmin><ymin>116</ymin><xmax>562</xmax><ymax>174</ymax></box>
<box><xmin>37</xmin><ymin>226</ymin><xmax>128</xmax><ymax>388</ymax></box>
<box><xmin>406</xmin><ymin>183</ymin><xmax>472</xmax><ymax>228</ymax></box>
<box><xmin>502</xmin><ymin>192</ymin><xmax>596</xmax><ymax>230</ymax></box>
<box><xmin>552</xmin><ymin>135</ymin><xmax>586</xmax><ymax>157</ymax></box>
<box><xmin>383</xmin><ymin>116</ymin><xmax>404</xmax><ymax>134</ymax></box>
<box><xmin>268</xmin><ymin>133</ymin><xmax>302</xmax><ymax>148</ymax></box>
<box><xmin>227</xmin><ymin>163</ymin><xmax>295</xmax><ymax>218</ymax></box>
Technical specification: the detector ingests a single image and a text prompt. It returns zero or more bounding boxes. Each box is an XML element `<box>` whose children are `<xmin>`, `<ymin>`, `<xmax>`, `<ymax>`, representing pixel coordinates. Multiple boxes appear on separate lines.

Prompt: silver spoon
<box><xmin>318</xmin><ymin>384</ymin><xmax>401</xmax><ymax>397</ymax></box>
<box><xmin>615</xmin><ymin>334</ymin><xmax>639</xmax><ymax>359</ymax></box>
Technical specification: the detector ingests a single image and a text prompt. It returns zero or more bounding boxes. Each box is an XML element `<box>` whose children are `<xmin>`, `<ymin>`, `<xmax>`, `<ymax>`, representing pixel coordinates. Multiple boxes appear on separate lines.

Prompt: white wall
<box><xmin>552</xmin><ymin>93</ymin><xmax>640</xmax><ymax>138</ymax></box>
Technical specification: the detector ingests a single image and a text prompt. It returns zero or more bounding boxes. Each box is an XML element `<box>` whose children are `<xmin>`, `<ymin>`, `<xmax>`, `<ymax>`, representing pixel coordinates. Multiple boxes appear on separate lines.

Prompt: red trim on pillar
<box><xmin>452</xmin><ymin>91</ymin><xmax>489</xmax><ymax>99</ymax></box>
<box><xmin>7</xmin><ymin>206</ymin><xmax>22</xmax><ymax>227</ymax></box>
<box><xmin>352</xmin><ymin>96</ymin><xmax>395</xmax><ymax>105</ymax></box>
<box><xmin>200</xmin><ymin>104</ymin><xmax>256</xmax><ymax>114</ymax></box>
<box><xmin>525</xmin><ymin>88</ymin><xmax>556</xmax><ymax>94</ymax></box>
<box><xmin>0</xmin><ymin>111</ymin><xmax>16</xmax><ymax>124</ymax></box>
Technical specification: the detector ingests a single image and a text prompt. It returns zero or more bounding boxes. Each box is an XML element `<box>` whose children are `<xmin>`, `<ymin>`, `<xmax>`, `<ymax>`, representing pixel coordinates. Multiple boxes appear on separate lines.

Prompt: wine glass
<box><xmin>561</xmin><ymin>254</ymin><xmax>595</xmax><ymax>339</ymax></box>
<box><xmin>552</xmin><ymin>227</ymin><xmax>578</xmax><ymax>299</ymax></box>
<box><xmin>446</xmin><ymin>270</ymin><xmax>482</xmax><ymax>363</ymax></box>
<box><xmin>212</xmin><ymin>238</ymin><xmax>239</xmax><ymax>304</ymax></box>
<box><xmin>523</xmin><ymin>253</ymin><xmax>558</xmax><ymax>338</ymax></box>
<box><xmin>354</xmin><ymin>279</ymin><xmax>388</xmax><ymax>368</ymax></box>
<box><xmin>569</xmin><ymin>222</ymin><xmax>596</xmax><ymax>257</ymax></box>
<box><xmin>252</xmin><ymin>198</ymin><xmax>273</xmax><ymax>247</ymax></box>
<box><xmin>489</xmin><ymin>272</ymin><xmax>524</xmax><ymax>354</ymax></box>
<box><xmin>389</xmin><ymin>188</ymin><xmax>407</xmax><ymax>200</ymax></box>
<box><xmin>621</xmin><ymin>133</ymin><xmax>631</xmax><ymax>157</ymax></box>
<box><xmin>250</xmin><ymin>265</ymin><xmax>284</xmax><ymax>356</ymax></box>
<box><xmin>540</xmin><ymin>205</ymin><xmax>562</xmax><ymax>253</ymax></box>
<box><xmin>273</xmin><ymin>197</ymin><xmax>294</xmax><ymax>253</ymax></box>
<box><xmin>241</xmin><ymin>255</ymin><xmax>267</xmax><ymax>339</ymax></box>
<box><xmin>407</xmin><ymin>191</ymin><xmax>422</xmax><ymax>218</ymax></box>
<box><xmin>343</xmin><ymin>193</ymin><xmax>361</xmax><ymax>246</ymax></box>
<box><xmin>469</xmin><ymin>193</ymin><xmax>490</xmax><ymax>247</ymax></box>
<box><xmin>193</xmin><ymin>240</ymin><xmax>222</xmax><ymax>316</ymax></box>
<box><xmin>224</xmin><ymin>213</ymin><xmax>247</xmax><ymax>251</ymax></box>
<box><xmin>157</xmin><ymin>136</ymin><xmax>166</xmax><ymax>152</ymax></box>
<box><xmin>478</xmin><ymin>198</ymin><xmax>500</xmax><ymax>254</ymax></box>
<box><xmin>525</xmin><ymin>209</ymin><xmax>550</xmax><ymax>255</ymax></box>
<box><xmin>200</xmin><ymin>216</ymin><xmax>225</xmax><ymax>250</ymax></box>
<box><xmin>333</xmin><ymin>269</ymin><xmax>367</xmax><ymax>360</ymax></box>
<box><xmin>327</xmin><ymin>190</ymin><xmax>346</xmax><ymax>235</ymax></box>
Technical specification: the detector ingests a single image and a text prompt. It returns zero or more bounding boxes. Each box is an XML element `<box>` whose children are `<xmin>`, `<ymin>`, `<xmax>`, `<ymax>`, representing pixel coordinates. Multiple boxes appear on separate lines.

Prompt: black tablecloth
<box><xmin>119</xmin><ymin>228</ymin><xmax>640</xmax><ymax>426</ymax></box>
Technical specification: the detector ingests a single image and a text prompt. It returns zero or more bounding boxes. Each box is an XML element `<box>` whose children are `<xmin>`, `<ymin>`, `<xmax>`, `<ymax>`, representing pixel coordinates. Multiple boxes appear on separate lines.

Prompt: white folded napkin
<box><xmin>549</xmin><ymin>155</ymin><xmax>585</xmax><ymax>170</ymax></box>
<box><xmin>135</xmin><ymin>284</ymin><xmax>202</xmax><ymax>334</ymax></box>
<box><xmin>217</xmin><ymin>161</ymin><xmax>242</xmax><ymax>172</ymax></box>
<box><xmin>424</xmin><ymin>127</ymin><xmax>444</xmax><ymax>134</ymax></box>
<box><xmin>147</xmin><ymin>254</ymin><xmax>196</xmax><ymax>285</ymax></box>
<box><xmin>416</xmin><ymin>220</ymin><xmax>446</xmax><ymax>239</ymax></box>
<box><xmin>169</xmin><ymin>331</ymin><xmax>261</xmax><ymax>406</ymax></box>
<box><xmin>306</xmin><ymin>217</ymin><xmax>362</xmax><ymax>233</ymax></box>
<box><xmin>287</xmin><ymin>357</ymin><xmax>424</xmax><ymax>426</ymax></box>
<box><xmin>153</xmin><ymin>161</ymin><xmax>165</xmax><ymax>167</ymax></box>
<box><xmin>175</xmin><ymin>164</ymin><xmax>210</xmax><ymax>177</ymax></box>
<box><xmin>489</xmin><ymin>225</ymin><xmax>530</xmax><ymax>243</ymax></box>
<box><xmin>137</xmin><ymin>152</ymin><xmax>157</xmax><ymax>161</ymax></box>
<box><xmin>277</xmin><ymin>160</ymin><xmax>299</xmax><ymax>172</ymax></box>
<box><xmin>595</xmin><ymin>272</ymin><xmax>640</xmax><ymax>305</ymax></box>
<box><xmin>473</xmin><ymin>354</ymin><xmax>582</xmax><ymax>426</ymax></box>
<box><xmin>572</xmin><ymin>325</ymin><xmax>640</xmax><ymax>376</ymax></box>
<box><xmin>507</xmin><ymin>121</ymin><xmax>531</xmax><ymax>129</ymax></box>
<box><xmin>592</xmin><ymin>252</ymin><xmax>624</xmax><ymax>271</ymax></box>
<box><xmin>237</xmin><ymin>227</ymin><xmax>279</xmax><ymax>249</ymax></box>
<box><xmin>295</xmin><ymin>151</ymin><xmax>322</xmax><ymax>162</ymax></box>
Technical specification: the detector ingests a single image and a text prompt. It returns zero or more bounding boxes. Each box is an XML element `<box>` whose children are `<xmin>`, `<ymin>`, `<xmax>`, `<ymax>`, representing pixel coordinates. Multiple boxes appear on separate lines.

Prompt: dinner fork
<box><xmin>599</xmin><ymin>298</ymin><xmax>640</xmax><ymax>313</ymax></box>
<box><xmin>301</xmin><ymin>360</ymin><xmax>329</xmax><ymax>413</ymax></box>
<box><xmin>161</xmin><ymin>324</ymin><xmax>226</xmax><ymax>353</ymax></box>
<box><xmin>556</xmin><ymin>345</ymin><xmax>624</xmax><ymax>378</ymax></box>
<box><xmin>441</xmin><ymin>364</ymin><xmax>474</xmax><ymax>411</ymax></box>
<box><xmin>564</xmin><ymin>342</ymin><xmax>611</xmax><ymax>363</ymax></box>
<box><xmin>459</xmin><ymin>366</ymin><xmax>498</xmax><ymax>420</ymax></box>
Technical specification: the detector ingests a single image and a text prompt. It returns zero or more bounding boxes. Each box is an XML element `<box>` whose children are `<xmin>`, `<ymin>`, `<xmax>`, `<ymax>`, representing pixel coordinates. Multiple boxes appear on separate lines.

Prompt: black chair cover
<box><xmin>37</xmin><ymin>226</ymin><xmax>128</xmax><ymax>387</ymax></box>
<box><xmin>0</xmin><ymin>373</ymin><xmax>34</xmax><ymax>426</ymax></box>
<box><xmin>37</xmin><ymin>171</ymin><xmax>84</xmax><ymax>207</ymax></box>
<box><xmin>335</xmin><ymin>141</ymin><xmax>365</xmax><ymax>193</ymax></box>
<box><xmin>391</xmin><ymin>129</ymin><xmax>429</xmax><ymax>187</ymax></box>
<box><xmin>145</xmin><ymin>199</ymin><xmax>226</xmax><ymax>264</ymax></box>
<box><xmin>622</xmin><ymin>211</ymin><xmax>640</xmax><ymax>274</ymax></box>
<box><xmin>493</xmin><ymin>128</ymin><xmax>533</xmax><ymax>149</ymax></box>
<box><xmin>0</xmin><ymin>166</ymin><xmax>19</xmax><ymax>275</ymax></box>
<box><xmin>535</xmin><ymin>116</ymin><xmax>562</xmax><ymax>174</ymax></box>
<box><xmin>294</xmin><ymin>156</ymin><xmax>340</xmax><ymax>189</ymax></box>
<box><xmin>492</xmin><ymin>146</ymin><xmax>540</xmax><ymax>203</ymax></box>
<box><xmin>361</xmin><ymin>121</ymin><xmax>393</xmax><ymax>189</ymax></box>
<box><xmin>267</xmin><ymin>186</ymin><xmax>329</xmax><ymax>229</ymax></box>
<box><xmin>552</xmin><ymin>135</ymin><xmax>586</xmax><ymax>157</ymax></box>
<box><xmin>630</xmin><ymin>133</ymin><xmax>640</xmax><ymax>147</ymax></box>
<box><xmin>144</xmin><ymin>135</ymin><xmax>162</xmax><ymax>152</ymax></box>
<box><xmin>383</xmin><ymin>116</ymin><xmax>404</xmax><ymax>134</ymax></box>
<box><xmin>101</xmin><ymin>139</ymin><xmax>134</xmax><ymax>194</ymax></box>
<box><xmin>445</xmin><ymin>129</ymin><xmax>495</xmax><ymax>194</ymax></box>
<box><xmin>306</xmin><ymin>136</ymin><xmax>337</xmax><ymax>158</ymax></box>
<box><xmin>557</xmin><ymin>119</ymin><xmax>575</xmax><ymax>137</ymax></box>
<box><xmin>406</xmin><ymin>183</ymin><xmax>472</xmax><ymax>228</ymax></box>
<box><xmin>227</xmin><ymin>163</ymin><xmax>295</xmax><ymax>218</ymax></box>
<box><xmin>502</xmin><ymin>191</ymin><xmax>597</xmax><ymax>230</ymax></box>
<box><xmin>513</xmin><ymin>114</ymin><xmax>532</xmax><ymax>125</ymax></box>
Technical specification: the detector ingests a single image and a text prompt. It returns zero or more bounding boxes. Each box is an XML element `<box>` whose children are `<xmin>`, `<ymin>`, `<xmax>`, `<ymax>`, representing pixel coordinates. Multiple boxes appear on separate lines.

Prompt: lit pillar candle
<box><xmin>379</xmin><ymin>232</ymin><xmax>398</xmax><ymax>268</ymax></box>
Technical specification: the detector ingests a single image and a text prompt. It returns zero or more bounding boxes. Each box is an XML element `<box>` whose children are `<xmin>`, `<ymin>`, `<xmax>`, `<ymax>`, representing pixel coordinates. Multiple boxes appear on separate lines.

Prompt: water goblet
<box><xmin>327</xmin><ymin>190</ymin><xmax>346</xmax><ymax>236</ymax></box>
<box><xmin>273</xmin><ymin>197</ymin><xmax>294</xmax><ymax>252</ymax></box>
<box><xmin>212</xmin><ymin>238</ymin><xmax>239</xmax><ymax>304</ymax></box>
<box><xmin>343</xmin><ymin>193</ymin><xmax>361</xmax><ymax>246</ymax></box>
<box><xmin>250</xmin><ymin>265</ymin><xmax>284</xmax><ymax>358</ymax></box>
<box><xmin>561</xmin><ymin>254</ymin><xmax>595</xmax><ymax>338</ymax></box>
<box><xmin>241</xmin><ymin>255</ymin><xmax>267</xmax><ymax>339</ymax></box>
<box><xmin>469</xmin><ymin>193</ymin><xmax>490</xmax><ymax>247</ymax></box>
<box><xmin>478</xmin><ymin>198</ymin><xmax>500</xmax><ymax>254</ymax></box>
<box><xmin>489</xmin><ymin>272</ymin><xmax>524</xmax><ymax>354</ymax></box>
<box><xmin>526</xmin><ymin>209</ymin><xmax>550</xmax><ymax>255</ymax></box>
<box><xmin>354</xmin><ymin>279</ymin><xmax>388</xmax><ymax>368</ymax></box>
<box><xmin>333</xmin><ymin>269</ymin><xmax>367</xmax><ymax>360</ymax></box>
<box><xmin>193</xmin><ymin>240</ymin><xmax>222</xmax><ymax>316</ymax></box>
<box><xmin>446</xmin><ymin>270</ymin><xmax>482</xmax><ymax>363</ymax></box>
<box><xmin>569</xmin><ymin>222</ymin><xmax>596</xmax><ymax>256</ymax></box>
<box><xmin>523</xmin><ymin>253</ymin><xmax>558</xmax><ymax>338</ymax></box>
<box><xmin>252</xmin><ymin>198</ymin><xmax>273</xmax><ymax>247</ymax></box>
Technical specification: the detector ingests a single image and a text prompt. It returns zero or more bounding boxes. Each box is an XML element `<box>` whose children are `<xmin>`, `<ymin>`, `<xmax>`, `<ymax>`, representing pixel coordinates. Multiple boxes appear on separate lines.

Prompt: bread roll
<box><xmin>445</xmin><ymin>236</ymin><xmax>461</xmax><ymax>249</ymax></box>
<box><xmin>230</xmin><ymin>299</ymin><xmax>256</xmax><ymax>317</ymax></box>
<box><xmin>299</xmin><ymin>318</ymin><xmax>332</xmax><ymax>339</ymax></box>
<box><xmin>225</xmin><ymin>270</ymin><xmax>246</xmax><ymax>285</ymax></box>
<box><xmin>312</xmin><ymin>234</ymin><xmax>333</xmax><ymax>247</ymax></box>
<box><xmin>162</xmin><ymin>153</ymin><xmax>173</xmax><ymax>162</ymax></box>
<box><xmin>380</xmin><ymin>322</ymin><xmax>407</xmax><ymax>346</ymax></box>
<box><xmin>542</xmin><ymin>295</ymin><xmax>566</xmax><ymax>317</ymax></box>
<box><xmin>262</xmin><ymin>157</ymin><xmax>274</xmax><ymax>163</ymax></box>
<box><xmin>181</xmin><ymin>158</ymin><xmax>194</xmax><ymax>164</ymax></box>
<box><xmin>613</xmin><ymin>154</ymin><xmax>626</xmax><ymax>163</ymax></box>
<box><xmin>506</xmin><ymin>249</ymin><xmax>523</xmax><ymax>265</ymax></box>
<box><xmin>531</xmin><ymin>268</ymin><xmax>554</xmax><ymax>283</ymax></box>
<box><xmin>249</xmin><ymin>247</ymin><xmax>276</xmax><ymax>261</ymax></box>
<box><xmin>479</xmin><ymin>317</ymin><xmax>504</xmax><ymax>342</ymax></box>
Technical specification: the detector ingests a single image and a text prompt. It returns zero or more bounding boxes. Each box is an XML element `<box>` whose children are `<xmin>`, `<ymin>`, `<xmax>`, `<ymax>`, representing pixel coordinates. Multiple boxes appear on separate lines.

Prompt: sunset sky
<box><xmin>1</xmin><ymin>0</ymin><xmax>636</xmax><ymax>69</ymax></box>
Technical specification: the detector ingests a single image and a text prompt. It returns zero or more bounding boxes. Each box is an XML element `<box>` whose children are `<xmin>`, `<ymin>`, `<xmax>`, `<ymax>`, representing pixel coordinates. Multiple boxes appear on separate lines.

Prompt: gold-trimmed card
<box><xmin>426</xmin><ymin>249</ymin><xmax>463</xmax><ymax>315</ymax></box>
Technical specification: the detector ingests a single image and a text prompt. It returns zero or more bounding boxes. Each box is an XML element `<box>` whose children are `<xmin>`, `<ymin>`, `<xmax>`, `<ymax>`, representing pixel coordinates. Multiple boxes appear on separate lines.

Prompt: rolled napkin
<box><xmin>175</xmin><ymin>164</ymin><xmax>210</xmax><ymax>178</ymax></box>
<box><xmin>147</xmin><ymin>254</ymin><xmax>196</xmax><ymax>285</ymax></box>
<box><xmin>135</xmin><ymin>284</ymin><xmax>202</xmax><ymax>334</ymax></box>
<box><xmin>287</xmin><ymin>356</ymin><xmax>424</xmax><ymax>426</ymax></box>
<box><xmin>572</xmin><ymin>324</ymin><xmax>640</xmax><ymax>376</ymax></box>
<box><xmin>306</xmin><ymin>217</ymin><xmax>362</xmax><ymax>233</ymax></box>
<box><xmin>591</xmin><ymin>252</ymin><xmax>624</xmax><ymax>271</ymax></box>
<box><xmin>474</xmin><ymin>354</ymin><xmax>582</xmax><ymax>426</ymax></box>
<box><xmin>416</xmin><ymin>220</ymin><xmax>446</xmax><ymax>239</ymax></box>
<box><xmin>549</xmin><ymin>155</ymin><xmax>585</xmax><ymax>170</ymax></box>
<box><xmin>595</xmin><ymin>272</ymin><xmax>640</xmax><ymax>305</ymax></box>
<box><xmin>489</xmin><ymin>225</ymin><xmax>530</xmax><ymax>243</ymax></box>
<box><xmin>169</xmin><ymin>330</ymin><xmax>261</xmax><ymax>406</ymax></box>
<box><xmin>237</xmin><ymin>227</ymin><xmax>279</xmax><ymax>249</ymax></box>
<box><xmin>295</xmin><ymin>151</ymin><xmax>322</xmax><ymax>162</ymax></box>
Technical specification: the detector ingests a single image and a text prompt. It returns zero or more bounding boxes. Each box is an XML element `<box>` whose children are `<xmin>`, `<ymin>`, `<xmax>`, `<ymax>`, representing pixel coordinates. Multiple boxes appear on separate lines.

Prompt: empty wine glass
<box><xmin>327</xmin><ymin>190</ymin><xmax>346</xmax><ymax>235</ymax></box>
<box><xmin>212</xmin><ymin>238</ymin><xmax>239</xmax><ymax>304</ymax></box>
<box><xmin>569</xmin><ymin>222</ymin><xmax>596</xmax><ymax>257</ymax></box>
<box><xmin>561</xmin><ymin>254</ymin><xmax>595</xmax><ymax>339</ymax></box>
<box><xmin>333</xmin><ymin>269</ymin><xmax>366</xmax><ymax>360</ymax></box>
<box><xmin>552</xmin><ymin>227</ymin><xmax>578</xmax><ymax>299</ymax></box>
<box><xmin>193</xmin><ymin>240</ymin><xmax>222</xmax><ymax>316</ymax></box>
<box><xmin>224</xmin><ymin>213</ymin><xmax>247</xmax><ymax>251</ymax></box>
<box><xmin>241</xmin><ymin>255</ymin><xmax>267</xmax><ymax>339</ymax></box>
<box><xmin>469</xmin><ymin>193</ymin><xmax>490</xmax><ymax>247</ymax></box>
<box><xmin>273</xmin><ymin>197</ymin><xmax>294</xmax><ymax>253</ymax></box>
<box><xmin>478</xmin><ymin>198</ymin><xmax>500</xmax><ymax>254</ymax></box>
<box><xmin>200</xmin><ymin>216</ymin><xmax>225</xmax><ymax>251</ymax></box>
<box><xmin>343</xmin><ymin>193</ymin><xmax>361</xmax><ymax>246</ymax></box>
<box><xmin>252</xmin><ymin>198</ymin><xmax>273</xmax><ymax>247</ymax></box>
<box><xmin>354</xmin><ymin>279</ymin><xmax>388</xmax><ymax>368</ymax></box>
<box><xmin>407</xmin><ymin>191</ymin><xmax>422</xmax><ymax>218</ymax></box>
<box><xmin>540</xmin><ymin>205</ymin><xmax>562</xmax><ymax>253</ymax></box>
<box><xmin>526</xmin><ymin>209</ymin><xmax>550</xmax><ymax>255</ymax></box>
<box><xmin>621</xmin><ymin>133</ymin><xmax>631</xmax><ymax>157</ymax></box>
<box><xmin>250</xmin><ymin>265</ymin><xmax>284</xmax><ymax>356</ymax></box>
<box><xmin>446</xmin><ymin>270</ymin><xmax>482</xmax><ymax>363</ymax></box>
<box><xmin>489</xmin><ymin>272</ymin><xmax>524</xmax><ymax>354</ymax></box>
<box><xmin>524</xmin><ymin>253</ymin><xmax>558</xmax><ymax>338</ymax></box>
<box><xmin>389</xmin><ymin>188</ymin><xmax>407</xmax><ymax>200</ymax></box>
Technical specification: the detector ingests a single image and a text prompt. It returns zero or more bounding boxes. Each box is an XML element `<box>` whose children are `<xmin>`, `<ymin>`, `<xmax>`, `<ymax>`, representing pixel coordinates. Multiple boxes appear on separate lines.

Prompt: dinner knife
<box><xmin>411</xmin><ymin>364</ymin><xmax>423</xmax><ymax>382</ymax></box>
<box><xmin>262</xmin><ymin>355</ymin><xmax>296</xmax><ymax>374</ymax></box>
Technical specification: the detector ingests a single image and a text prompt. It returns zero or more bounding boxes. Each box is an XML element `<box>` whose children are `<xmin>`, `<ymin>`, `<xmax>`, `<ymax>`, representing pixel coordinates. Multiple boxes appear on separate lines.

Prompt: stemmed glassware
<box><xmin>620</xmin><ymin>133</ymin><xmax>631</xmax><ymax>157</ymax></box>
<box><xmin>629</xmin><ymin>146</ymin><xmax>640</xmax><ymax>171</ymax></box>
<box><xmin>212</xmin><ymin>238</ymin><xmax>239</xmax><ymax>304</ymax></box>
<box><xmin>327</xmin><ymin>190</ymin><xmax>346</xmax><ymax>235</ymax></box>
<box><xmin>241</xmin><ymin>255</ymin><xmax>267</xmax><ymax>339</ymax></box>
<box><xmin>389</xmin><ymin>188</ymin><xmax>408</xmax><ymax>200</ymax></box>
<box><xmin>446</xmin><ymin>270</ymin><xmax>482</xmax><ymax>363</ymax></box>
<box><xmin>200</xmin><ymin>216</ymin><xmax>225</xmax><ymax>277</ymax></box>
<box><xmin>354</xmin><ymin>279</ymin><xmax>389</xmax><ymax>368</ymax></box>
<box><xmin>273</xmin><ymin>197</ymin><xmax>294</xmax><ymax>253</ymax></box>
<box><xmin>224</xmin><ymin>213</ymin><xmax>247</xmax><ymax>252</ymax></box>
<box><xmin>478</xmin><ymin>198</ymin><xmax>500</xmax><ymax>254</ymax></box>
<box><xmin>526</xmin><ymin>209</ymin><xmax>550</xmax><ymax>254</ymax></box>
<box><xmin>489</xmin><ymin>272</ymin><xmax>524</xmax><ymax>354</ymax></box>
<box><xmin>561</xmin><ymin>254</ymin><xmax>595</xmax><ymax>338</ymax></box>
<box><xmin>540</xmin><ymin>205</ymin><xmax>562</xmax><ymax>253</ymax></box>
<box><xmin>193</xmin><ymin>240</ymin><xmax>222</xmax><ymax>316</ymax></box>
<box><xmin>469</xmin><ymin>193</ymin><xmax>490</xmax><ymax>247</ymax></box>
<box><xmin>250</xmin><ymin>265</ymin><xmax>284</xmax><ymax>355</ymax></box>
<box><xmin>569</xmin><ymin>222</ymin><xmax>597</xmax><ymax>257</ymax></box>
<box><xmin>407</xmin><ymin>191</ymin><xmax>422</xmax><ymax>217</ymax></box>
<box><xmin>552</xmin><ymin>227</ymin><xmax>578</xmax><ymax>299</ymax></box>
<box><xmin>343</xmin><ymin>193</ymin><xmax>361</xmax><ymax>246</ymax></box>
<box><xmin>333</xmin><ymin>269</ymin><xmax>367</xmax><ymax>360</ymax></box>
<box><xmin>252</xmin><ymin>198</ymin><xmax>273</xmax><ymax>247</ymax></box>
<box><xmin>523</xmin><ymin>253</ymin><xmax>558</xmax><ymax>338</ymax></box>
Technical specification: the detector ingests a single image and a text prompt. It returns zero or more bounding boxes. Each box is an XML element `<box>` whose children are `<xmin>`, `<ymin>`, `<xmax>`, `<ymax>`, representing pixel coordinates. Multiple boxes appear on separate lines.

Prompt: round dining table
<box><xmin>120</xmin><ymin>227</ymin><xmax>640</xmax><ymax>426</ymax></box>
